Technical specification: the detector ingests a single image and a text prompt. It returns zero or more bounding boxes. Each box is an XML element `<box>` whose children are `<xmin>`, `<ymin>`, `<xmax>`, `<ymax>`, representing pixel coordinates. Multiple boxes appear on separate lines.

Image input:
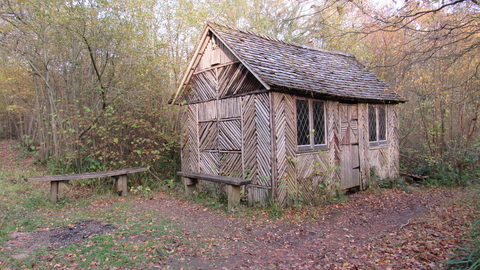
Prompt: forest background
<box><xmin>0</xmin><ymin>0</ymin><xmax>478</xmax><ymax>186</ymax></box>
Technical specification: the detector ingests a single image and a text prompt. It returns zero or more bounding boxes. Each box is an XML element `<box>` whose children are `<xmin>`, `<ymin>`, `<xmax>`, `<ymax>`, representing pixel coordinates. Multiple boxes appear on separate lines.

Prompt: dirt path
<box><xmin>2</xmin><ymin>140</ymin><xmax>478</xmax><ymax>269</ymax></box>
<box><xmin>129</xmin><ymin>187</ymin><xmax>469</xmax><ymax>269</ymax></box>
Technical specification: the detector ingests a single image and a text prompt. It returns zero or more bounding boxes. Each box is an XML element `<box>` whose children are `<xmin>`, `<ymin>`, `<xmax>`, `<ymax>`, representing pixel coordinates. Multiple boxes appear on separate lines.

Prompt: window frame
<box><xmin>296</xmin><ymin>98</ymin><xmax>327</xmax><ymax>152</ymax></box>
<box><xmin>368</xmin><ymin>104</ymin><xmax>388</xmax><ymax>147</ymax></box>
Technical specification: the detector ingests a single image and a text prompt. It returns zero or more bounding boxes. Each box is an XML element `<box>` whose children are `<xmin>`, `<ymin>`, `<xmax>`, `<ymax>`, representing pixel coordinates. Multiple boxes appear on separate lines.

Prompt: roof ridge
<box><xmin>207</xmin><ymin>21</ymin><xmax>355</xmax><ymax>58</ymax></box>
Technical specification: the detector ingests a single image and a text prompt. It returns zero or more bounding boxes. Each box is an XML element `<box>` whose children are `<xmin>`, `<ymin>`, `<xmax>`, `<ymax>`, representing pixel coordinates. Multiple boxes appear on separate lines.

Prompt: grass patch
<box><xmin>446</xmin><ymin>185</ymin><xmax>480</xmax><ymax>270</ymax></box>
<box><xmin>0</xmin><ymin>141</ymin><xmax>185</xmax><ymax>269</ymax></box>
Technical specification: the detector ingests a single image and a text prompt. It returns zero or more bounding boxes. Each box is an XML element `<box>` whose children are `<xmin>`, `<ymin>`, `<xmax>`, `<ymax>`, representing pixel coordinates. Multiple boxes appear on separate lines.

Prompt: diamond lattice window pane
<box><xmin>296</xmin><ymin>100</ymin><xmax>310</xmax><ymax>145</ymax></box>
<box><xmin>378</xmin><ymin>106</ymin><xmax>386</xmax><ymax>141</ymax></box>
<box><xmin>368</xmin><ymin>106</ymin><xmax>377</xmax><ymax>142</ymax></box>
<box><xmin>313</xmin><ymin>101</ymin><xmax>325</xmax><ymax>145</ymax></box>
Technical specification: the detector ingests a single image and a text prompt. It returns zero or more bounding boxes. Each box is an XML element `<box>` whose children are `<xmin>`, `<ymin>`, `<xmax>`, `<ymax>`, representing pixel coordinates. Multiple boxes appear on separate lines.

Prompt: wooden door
<box><xmin>339</xmin><ymin>104</ymin><xmax>360</xmax><ymax>189</ymax></box>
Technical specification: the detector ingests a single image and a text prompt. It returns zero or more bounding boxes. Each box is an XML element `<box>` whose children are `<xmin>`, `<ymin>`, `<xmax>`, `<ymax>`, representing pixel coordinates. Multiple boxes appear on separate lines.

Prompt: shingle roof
<box><xmin>209</xmin><ymin>23</ymin><xmax>406</xmax><ymax>103</ymax></box>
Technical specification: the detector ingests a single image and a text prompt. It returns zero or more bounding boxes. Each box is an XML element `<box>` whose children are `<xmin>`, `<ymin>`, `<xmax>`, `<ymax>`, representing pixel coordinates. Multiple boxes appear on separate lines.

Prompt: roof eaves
<box><xmin>170</xmin><ymin>24</ymin><xmax>212</xmax><ymax>105</ymax></box>
<box><xmin>269</xmin><ymin>85</ymin><xmax>407</xmax><ymax>104</ymax></box>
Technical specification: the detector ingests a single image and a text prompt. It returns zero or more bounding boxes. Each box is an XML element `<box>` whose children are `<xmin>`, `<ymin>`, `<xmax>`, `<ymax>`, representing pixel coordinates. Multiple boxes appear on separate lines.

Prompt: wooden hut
<box><xmin>172</xmin><ymin>23</ymin><xmax>406</xmax><ymax>205</ymax></box>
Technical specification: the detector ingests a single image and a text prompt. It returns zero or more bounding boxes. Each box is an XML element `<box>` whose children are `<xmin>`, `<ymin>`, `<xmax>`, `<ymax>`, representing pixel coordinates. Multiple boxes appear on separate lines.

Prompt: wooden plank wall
<box><xmin>196</xmin><ymin>35</ymin><xmax>237</xmax><ymax>72</ymax></box>
<box><xmin>364</xmin><ymin>104</ymin><xmax>400</xmax><ymax>181</ymax></box>
<box><xmin>272</xmin><ymin>92</ymin><xmax>297</xmax><ymax>205</ymax></box>
<box><xmin>296</xmin><ymin>151</ymin><xmax>331</xmax><ymax>203</ymax></box>
<box><xmin>179</xmin><ymin>32</ymin><xmax>402</xmax><ymax>204</ymax></box>
<box><xmin>218</xmin><ymin>98</ymin><xmax>242</xmax><ymax>177</ymax></box>
<box><xmin>327</xmin><ymin>101</ymin><xmax>342</xmax><ymax>188</ymax></box>
<box><xmin>357</xmin><ymin>103</ymin><xmax>370</xmax><ymax>188</ymax></box>
<box><xmin>242</xmin><ymin>93</ymin><xmax>272</xmax><ymax>204</ymax></box>
<box><xmin>388</xmin><ymin>105</ymin><xmax>400</xmax><ymax>178</ymax></box>
<box><xmin>181</xmin><ymin>104</ymin><xmax>199</xmax><ymax>173</ymax></box>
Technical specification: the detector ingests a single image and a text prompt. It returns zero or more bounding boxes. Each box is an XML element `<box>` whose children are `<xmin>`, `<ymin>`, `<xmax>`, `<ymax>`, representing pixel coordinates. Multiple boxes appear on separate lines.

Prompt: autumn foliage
<box><xmin>0</xmin><ymin>0</ymin><xmax>478</xmax><ymax>184</ymax></box>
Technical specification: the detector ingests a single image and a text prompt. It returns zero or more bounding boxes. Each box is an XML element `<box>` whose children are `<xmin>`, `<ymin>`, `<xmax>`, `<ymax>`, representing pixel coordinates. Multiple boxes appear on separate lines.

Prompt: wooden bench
<box><xmin>25</xmin><ymin>167</ymin><xmax>147</xmax><ymax>203</ymax></box>
<box><xmin>177</xmin><ymin>171</ymin><xmax>251</xmax><ymax>212</ymax></box>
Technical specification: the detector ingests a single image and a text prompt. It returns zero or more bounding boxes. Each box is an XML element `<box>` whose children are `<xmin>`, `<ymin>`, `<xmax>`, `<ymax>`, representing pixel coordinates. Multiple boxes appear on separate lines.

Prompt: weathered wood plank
<box><xmin>50</xmin><ymin>181</ymin><xmax>58</xmax><ymax>203</ymax></box>
<box><xmin>25</xmin><ymin>167</ymin><xmax>147</xmax><ymax>182</ymax></box>
<box><xmin>183</xmin><ymin>177</ymin><xmax>198</xmax><ymax>197</ymax></box>
<box><xmin>118</xmin><ymin>175</ymin><xmax>128</xmax><ymax>197</ymax></box>
<box><xmin>227</xmin><ymin>185</ymin><xmax>241</xmax><ymax>211</ymax></box>
<box><xmin>58</xmin><ymin>180</ymin><xmax>66</xmax><ymax>200</ymax></box>
<box><xmin>273</xmin><ymin>92</ymin><xmax>296</xmax><ymax>204</ymax></box>
<box><xmin>177</xmin><ymin>171</ymin><xmax>251</xmax><ymax>186</ymax></box>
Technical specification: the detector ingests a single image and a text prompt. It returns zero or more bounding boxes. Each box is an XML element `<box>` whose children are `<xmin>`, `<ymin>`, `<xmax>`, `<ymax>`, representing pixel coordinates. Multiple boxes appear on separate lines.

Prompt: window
<box><xmin>368</xmin><ymin>105</ymin><xmax>387</xmax><ymax>146</ymax></box>
<box><xmin>296</xmin><ymin>99</ymin><xmax>326</xmax><ymax>151</ymax></box>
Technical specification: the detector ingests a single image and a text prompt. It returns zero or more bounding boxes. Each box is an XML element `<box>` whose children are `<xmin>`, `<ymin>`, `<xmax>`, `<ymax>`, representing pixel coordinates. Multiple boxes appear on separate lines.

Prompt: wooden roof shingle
<box><xmin>173</xmin><ymin>23</ymin><xmax>406</xmax><ymax>103</ymax></box>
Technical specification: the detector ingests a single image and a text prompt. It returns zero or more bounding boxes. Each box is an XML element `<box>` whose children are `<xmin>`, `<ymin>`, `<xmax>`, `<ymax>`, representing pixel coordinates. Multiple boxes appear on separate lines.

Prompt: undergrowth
<box><xmin>446</xmin><ymin>187</ymin><xmax>480</xmax><ymax>270</ymax></box>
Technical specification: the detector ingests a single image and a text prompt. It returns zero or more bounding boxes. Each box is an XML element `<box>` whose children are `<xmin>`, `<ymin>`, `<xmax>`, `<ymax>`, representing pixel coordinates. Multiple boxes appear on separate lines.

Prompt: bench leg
<box><xmin>116</xmin><ymin>175</ymin><xmax>128</xmax><ymax>196</ymax></box>
<box><xmin>58</xmin><ymin>180</ymin><xmax>66</xmax><ymax>200</ymax></box>
<box><xmin>50</xmin><ymin>181</ymin><xmax>59</xmax><ymax>203</ymax></box>
<box><xmin>183</xmin><ymin>177</ymin><xmax>197</xmax><ymax>197</ymax></box>
<box><xmin>227</xmin><ymin>185</ymin><xmax>241</xmax><ymax>212</ymax></box>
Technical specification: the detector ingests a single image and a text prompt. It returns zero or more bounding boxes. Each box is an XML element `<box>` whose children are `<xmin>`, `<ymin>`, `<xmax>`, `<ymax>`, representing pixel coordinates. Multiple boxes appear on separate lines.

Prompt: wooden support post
<box><xmin>117</xmin><ymin>175</ymin><xmax>128</xmax><ymax>196</ymax></box>
<box><xmin>58</xmin><ymin>181</ymin><xmax>66</xmax><ymax>200</ymax></box>
<box><xmin>184</xmin><ymin>177</ymin><xmax>197</xmax><ymax>197</ymax></box>
<box><xmin>116</xmin><ymin>176</ymin><xmax>122</xmax><ymax>194</ymax></box>
<box><xmin>227</xmin><ymin>185</ymin><xmax>241</xmax><ymax>212</ymax></box>
<box><xmin>50</xmin><ymin>181</ymin><xmax>58</xmax><ymax>203</ymax></box>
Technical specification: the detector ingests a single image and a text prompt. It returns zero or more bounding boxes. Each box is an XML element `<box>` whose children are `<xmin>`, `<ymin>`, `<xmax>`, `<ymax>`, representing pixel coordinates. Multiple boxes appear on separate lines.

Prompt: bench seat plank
<box><xmin>24</xmin><ymin>167</ymin><xmax>147</xmax><ymax>182</ymax></box>
<box><xmin>177</xmin><ymin>172</ymin><xmax>250</xmax><ymax>186</ymax></box>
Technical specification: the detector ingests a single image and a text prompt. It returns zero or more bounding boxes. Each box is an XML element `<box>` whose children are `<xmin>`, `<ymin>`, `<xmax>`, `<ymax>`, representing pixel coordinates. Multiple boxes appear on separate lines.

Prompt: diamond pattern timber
<box><xmin>255</xmin><ymin>93</ymin><xmax>272</xmax><ymax>185</ymax></box>
<box><xmin>187</xmin><ymin>71</ymin><xmax>217</xmax><ymax>103</ymax></box>
<box><xmin>327</xmin><ymin>101</ymin><xmax>341</xmax><ymax>185</ymax></box>
<box><xmin>296</xmin><ymin>152</ymin><xmax>330</xmax><ymax>203</ymax></box>
<box><xmin>199</xmin><ymin>122</ymin><xmax>218</xmax><ymax>151</ymax></box>
<box><xmin>273</xmin><ymin>93</ymin><xmax>296</xmax><ymax>204</ymax></box>
<box><xmin>199</xmin><ymin>151</ymin><xmax>219</xmax><ymax>175</ymax></box>
<box><xmin>242</xmin><ymin>95</ymin><xmax>258</xmax><ymax>180</ymax></box>
<box><xmin>369</xmin><ymin>148</ymin><xmax>390</xmax><ymax>179</ymax></box>
<box><xmin>219</xmin><ymin>152</ymin><xmax>242</xmax><ymax>177</ymax></box>
<box><xmin>219</xmin><ymin>120</ymin><xmax>241</xmax><ymax>150</ymax></box>
<box><xmin>357</xmin><ymin>103</ymin><xmax>369</xmax><ymax>188</ymax></box>
<box><xmin>218</xmin><ymin>63</ymin><xmax>264</xmax><ymax>97</ymax></box>
<box><xmin>181</xmin><ymin>105</ymin><xmax>199</xmax><ymax>172</ymax></box>
<box><xmin>177</xmin><ymin>23</ymin><xmax>403</xmax><ymax>206</ymax></box>
<box><xmin>242</xmin><ymin>93</ymin><xmax>272</xmax><ymax>204</ymax></box>
<box><xmin>388</xmin><ymin>105</ymin><xmax>399</xmax><ymax>178</ymax></box>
